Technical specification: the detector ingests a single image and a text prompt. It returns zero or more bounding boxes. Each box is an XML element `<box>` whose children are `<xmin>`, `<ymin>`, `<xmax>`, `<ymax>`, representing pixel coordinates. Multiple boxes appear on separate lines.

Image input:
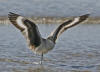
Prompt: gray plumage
<box><xmin>8</xmin><ymin>12</ymin><xmax>89</xmax><ymax>64</ymax></box>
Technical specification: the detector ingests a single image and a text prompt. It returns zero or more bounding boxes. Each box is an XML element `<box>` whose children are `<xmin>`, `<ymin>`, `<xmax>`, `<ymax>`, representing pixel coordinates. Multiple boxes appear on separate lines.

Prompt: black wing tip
<box><xmin>79</xmin><ymin>14</ymin><xmax>90</xmax><ymax>21</ymax></box>
<box><xmin>9</xmin><ymin>12</ymin><xmax>14</xmax><ymax>14</ymax></box>
<box><xmin>80</xmin><ymin>14</ymin><xmax>90</xmax><ymax>17</ymax></box>
<box><xmin>8</xmin><ymin>12</ymin><xmax>20</xmax><ymax>17</ymax></box>
<box><xmin>8</xmin><ymin>12</ymin><xmax>18</xmax><ymax>15</ymax></box>
<box><xmin>8</xmin><ymin>12</ymin><xmax>20</xmax><ymax>20</ymax></box>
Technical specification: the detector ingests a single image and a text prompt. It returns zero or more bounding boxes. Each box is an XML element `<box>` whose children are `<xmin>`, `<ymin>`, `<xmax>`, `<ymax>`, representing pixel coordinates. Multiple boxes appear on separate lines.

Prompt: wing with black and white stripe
<box><xmin>8</xmin><ymin>12</ymin><xmax>41</xmax><ymax>47</ymax></box>
<box><xmin>48</xmin><ymin>14</ymin><xmax>90</xmax><ymax>43</ymax></box>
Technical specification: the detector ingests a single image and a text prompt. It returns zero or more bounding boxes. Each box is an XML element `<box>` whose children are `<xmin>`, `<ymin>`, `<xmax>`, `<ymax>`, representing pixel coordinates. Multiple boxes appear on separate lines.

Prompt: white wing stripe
<box><xmin>57</xmin><ymin>17</ymin><xmax>80</xmax><ymax>38</ymax></box>
<box><xmin>16</xmin><ymin>16</ymin><xmax>26</xmax><ymax>29</ymax></box>
<box><xmin>16</xmin><ymin>16</ymin><xmax>31</xmax><ymax>46</ymax></box>
<box><xmin>64</xmin><ymin>17</ymin><xmax>79</xmax><ymax>28</ymax></box>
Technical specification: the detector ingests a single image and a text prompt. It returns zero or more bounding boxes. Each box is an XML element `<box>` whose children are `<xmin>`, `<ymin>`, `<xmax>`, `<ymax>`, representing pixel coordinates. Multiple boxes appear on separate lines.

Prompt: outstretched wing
<box><xmin>48</xmin><ymin>14</ymin><xmax>90</xmax><ymax>43</ymax></box>
<box><xmin>8</xmin><ymin>12</ymin><xmax>41</xmax><ymax>47</ymax></box>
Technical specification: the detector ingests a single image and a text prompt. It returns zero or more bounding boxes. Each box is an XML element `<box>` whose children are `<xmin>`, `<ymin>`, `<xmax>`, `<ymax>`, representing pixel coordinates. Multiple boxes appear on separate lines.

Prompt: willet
<box><xmin>8</xmin><ymin>12</ymin><xmax>89</xmax><ymax>64</ymax></box>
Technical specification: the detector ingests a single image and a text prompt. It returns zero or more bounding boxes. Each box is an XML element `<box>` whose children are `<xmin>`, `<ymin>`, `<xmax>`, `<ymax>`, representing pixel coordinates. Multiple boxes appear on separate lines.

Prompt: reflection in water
<box><xmin>12</xmin><ymin>65</ymin><xmax>57</xmax><ymax>72</ymax></box>
<box><xmin>0</xmin><ymin>58</ymin><xmax>30</xmax><ymax>64</ymax></box>
<box><xmin>12</xmin><ymin>65</ymin><xmax>93</xmax><ymax>72</ymax></box>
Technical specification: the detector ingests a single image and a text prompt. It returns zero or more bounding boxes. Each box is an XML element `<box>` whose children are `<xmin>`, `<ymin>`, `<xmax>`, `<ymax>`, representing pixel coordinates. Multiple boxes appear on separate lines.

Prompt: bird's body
<box><xmin>8</xmin><ymin>12</ymin><xmax>89</xmax><ymax>64</ymax></box>
<box><xmin>34</xmin><ymin>38</ymin><xmax>55</xmax><ymax>54</ymax></box>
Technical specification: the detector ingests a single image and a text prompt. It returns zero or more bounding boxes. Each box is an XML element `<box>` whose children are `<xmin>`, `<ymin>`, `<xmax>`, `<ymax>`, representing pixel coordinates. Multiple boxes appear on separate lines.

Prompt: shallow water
<box><xmin>0</xmin><ymin>24</ymin><xmax>100</xmax><ymax>72</ymax></box>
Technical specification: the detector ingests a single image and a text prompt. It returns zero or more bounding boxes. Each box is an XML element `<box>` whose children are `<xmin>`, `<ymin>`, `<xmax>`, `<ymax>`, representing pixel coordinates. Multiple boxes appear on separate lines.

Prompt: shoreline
<box><xmin>0</xmin><ymin>16</ymin><xmax>100</xmax><ymax>24</ymax></box>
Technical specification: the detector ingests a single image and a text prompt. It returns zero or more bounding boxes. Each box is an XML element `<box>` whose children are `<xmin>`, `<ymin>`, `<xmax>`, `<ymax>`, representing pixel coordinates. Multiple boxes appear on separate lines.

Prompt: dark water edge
<box><xmin>0</xmin><ymin>16</ymin><xmax>100</xmax><ymax>24</ymax></box>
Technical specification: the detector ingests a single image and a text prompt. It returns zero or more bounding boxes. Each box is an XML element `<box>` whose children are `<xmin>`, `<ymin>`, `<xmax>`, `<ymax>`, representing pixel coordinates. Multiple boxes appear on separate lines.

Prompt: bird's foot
<box><xmin>33</xmin><ymin>62</ymin><xmax>40</xmax><ymax>64</ymax></box>
<box><xmin>39</xmin><ymin>60</ymin><xmax>43</xmax><ymax>64</ymax></box>
<box><xmin>32</xmin><ymin>61</ymin><xmax>43</xmax><ymax>65</ymax></box>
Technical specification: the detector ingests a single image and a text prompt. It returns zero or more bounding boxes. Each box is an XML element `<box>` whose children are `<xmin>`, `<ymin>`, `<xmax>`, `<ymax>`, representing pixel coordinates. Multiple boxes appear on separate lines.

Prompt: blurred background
<box><xmin>0</xmin><ymin>0</ymin><xmax>99</xmax><ymax>17</ymax></box>
<box><xmin>0</xmin><ymin>0</ymin><xmax>100</xmax><ymax>24</ymax></box>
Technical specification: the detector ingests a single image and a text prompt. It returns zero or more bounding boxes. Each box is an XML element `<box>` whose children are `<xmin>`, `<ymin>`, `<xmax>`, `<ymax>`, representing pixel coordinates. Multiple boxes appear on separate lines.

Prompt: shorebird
<box><xmin>8</xmin><ymin>12</ymin><xmax>89</xmax><ymax>64</ymax></box>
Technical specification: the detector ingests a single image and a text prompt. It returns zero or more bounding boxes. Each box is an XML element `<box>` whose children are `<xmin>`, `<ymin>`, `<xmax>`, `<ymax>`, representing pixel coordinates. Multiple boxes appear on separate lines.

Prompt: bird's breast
<box><xmin>34</xmin><ymin>39</ymin><xmax>55</xmax><ymax>54</ymax></box>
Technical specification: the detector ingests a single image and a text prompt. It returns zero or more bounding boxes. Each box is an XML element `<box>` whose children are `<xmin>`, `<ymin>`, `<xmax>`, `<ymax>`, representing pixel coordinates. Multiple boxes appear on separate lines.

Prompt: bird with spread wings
<box><xmin>8</xmin><ymin>12</ymin><xmax>89</xmax><ymax>64</ymax></box>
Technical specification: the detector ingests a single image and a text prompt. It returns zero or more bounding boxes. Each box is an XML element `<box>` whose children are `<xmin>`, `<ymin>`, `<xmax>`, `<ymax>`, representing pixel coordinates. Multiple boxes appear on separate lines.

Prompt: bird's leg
<box><xmin>40</xmin><ymin>53</ymin><xmax>43</xmax><ymax>64</ymax></box>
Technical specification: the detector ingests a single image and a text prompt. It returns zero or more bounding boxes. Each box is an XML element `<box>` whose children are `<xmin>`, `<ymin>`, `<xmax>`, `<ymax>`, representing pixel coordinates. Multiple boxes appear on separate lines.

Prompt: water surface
<box><xmin>0</xmin><ymin>24</ymin><xmax>100</xmax><ymax>72</ymax></box>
